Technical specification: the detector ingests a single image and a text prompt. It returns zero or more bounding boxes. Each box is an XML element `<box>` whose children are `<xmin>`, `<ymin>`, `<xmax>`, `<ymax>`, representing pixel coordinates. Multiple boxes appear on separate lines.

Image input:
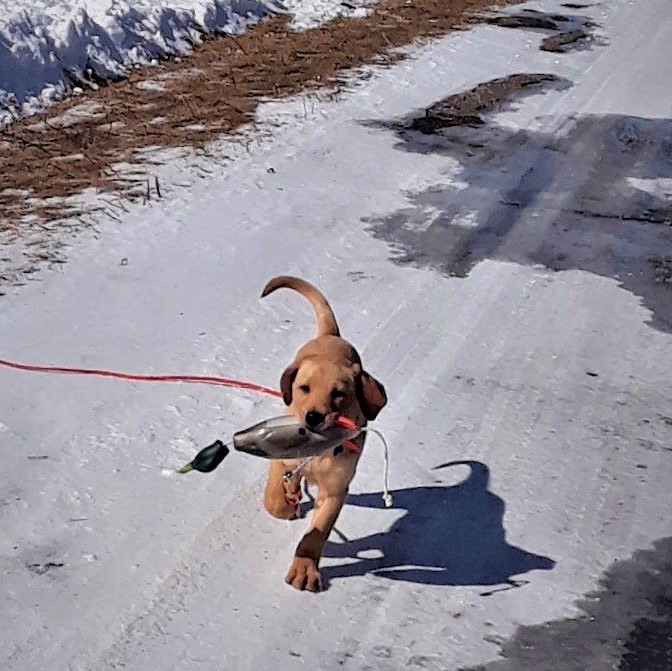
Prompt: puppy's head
<box><xmin>280</xmin><ymin>357</ymin><xmax>387</xmax><ymax>429</ymax></box>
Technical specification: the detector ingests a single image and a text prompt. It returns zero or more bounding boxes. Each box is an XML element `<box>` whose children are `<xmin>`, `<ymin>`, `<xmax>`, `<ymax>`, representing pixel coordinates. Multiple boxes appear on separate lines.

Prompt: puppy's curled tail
<box><xmin>261</xmin><ymin>276</ymin><xmax>340</xmax><ymax>338</ymax></box>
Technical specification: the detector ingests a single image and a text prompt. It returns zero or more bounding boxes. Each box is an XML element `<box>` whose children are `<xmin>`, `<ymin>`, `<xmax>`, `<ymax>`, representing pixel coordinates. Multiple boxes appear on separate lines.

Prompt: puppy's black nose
<box><xmin>305</xmin><ymin>411</ymin><xmax>325</xmax><ymax>429</ymax></box>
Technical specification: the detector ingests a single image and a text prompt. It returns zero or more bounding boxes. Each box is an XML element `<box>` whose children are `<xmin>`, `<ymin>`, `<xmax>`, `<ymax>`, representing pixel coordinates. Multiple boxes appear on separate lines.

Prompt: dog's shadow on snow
<box><xmin>322</xmin><ymin>460</ymin><xmax>555</xmax><ymax>591</ymax></box>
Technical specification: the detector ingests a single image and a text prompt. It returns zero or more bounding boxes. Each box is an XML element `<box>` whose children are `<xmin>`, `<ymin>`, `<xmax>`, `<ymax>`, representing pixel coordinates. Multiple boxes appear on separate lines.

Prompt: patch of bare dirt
<box><xmin>540</xmin><ymin>28</ymin><xmax>591</xmax><ymax>53</ymax></box>
<box><xmin>486</xmin><ymin>11</ymin><xmax>560</xmax><ymax>30</ymax></box>
<box><xmin>360</xmin><ymin>73</ymin><xmax>570</xmax><ymax>134</ymax></box>
<box><xmin>486</xmin><ymin>8</ymin><xmax>598</xmax><ymax>53</ymax></box>
<box><xmin>406</xmin><ymin>73</ymin><xmax>569</xmax><ymax>132</ymax></box>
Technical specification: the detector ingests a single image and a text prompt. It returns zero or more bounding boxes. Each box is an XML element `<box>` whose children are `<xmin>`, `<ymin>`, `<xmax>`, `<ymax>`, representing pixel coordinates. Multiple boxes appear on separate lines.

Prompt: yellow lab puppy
<box><xmin>261</xmin><ymin>276</ymin><xmax>387</xmax><ymax>591</ymax></box>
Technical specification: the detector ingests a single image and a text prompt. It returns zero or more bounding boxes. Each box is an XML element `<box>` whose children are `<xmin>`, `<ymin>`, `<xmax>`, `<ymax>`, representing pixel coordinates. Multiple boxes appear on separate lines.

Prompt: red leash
<box><xmin>1</xmin><ymin>356</ymin><xmax>392</xmax><ymax>505</ymax></box>
<box><xmin>0</xmin><ymin>357</ymin><xmax>282</xmax><ymax>399</ymax></box>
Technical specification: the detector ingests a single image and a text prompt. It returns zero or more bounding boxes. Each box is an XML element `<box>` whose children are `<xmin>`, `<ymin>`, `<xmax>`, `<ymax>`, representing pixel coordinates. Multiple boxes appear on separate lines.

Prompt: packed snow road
<box><xmin>1</xmin><ymin>1</ymin><xmax>671</xmax><ymax>669</ymax></box>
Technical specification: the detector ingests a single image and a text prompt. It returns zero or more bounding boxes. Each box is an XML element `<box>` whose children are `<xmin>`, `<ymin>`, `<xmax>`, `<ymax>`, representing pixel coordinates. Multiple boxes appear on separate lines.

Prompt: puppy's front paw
<box><xmin>285</xmin><ymin>557</ymin><xmax>322</xmax><ymax>592</ymax></box>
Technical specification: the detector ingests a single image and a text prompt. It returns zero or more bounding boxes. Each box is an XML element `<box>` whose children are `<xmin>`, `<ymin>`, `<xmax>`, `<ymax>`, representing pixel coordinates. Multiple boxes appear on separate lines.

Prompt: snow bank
<box><xmin>0</xmin><ymin>1</ymin><xmax>271</xmax><ymax>124</ymax></box>
<box><xmin>0</xmin><ymin>0</ymin><xmax>369</xmax><ymax>126</ymax></box>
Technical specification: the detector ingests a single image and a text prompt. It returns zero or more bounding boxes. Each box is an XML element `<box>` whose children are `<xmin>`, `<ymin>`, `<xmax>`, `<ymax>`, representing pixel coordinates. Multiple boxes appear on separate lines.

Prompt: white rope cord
<box><xmin>284</xmin><ymin>456</ymin><xmax>314</xmax><ymax>482</ymax></box>
<box><xmin>360</xmin><ymin>426</ymin><xmax>393</xmax><ymax>508</ymax></box>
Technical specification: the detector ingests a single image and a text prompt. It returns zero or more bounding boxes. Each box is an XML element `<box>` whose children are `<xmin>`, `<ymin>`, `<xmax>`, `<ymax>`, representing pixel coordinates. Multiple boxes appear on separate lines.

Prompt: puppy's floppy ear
<box><xmin>279</xmin><ymin>363</ymin><xmax>298</xmax><ymax>406</ymax></box>
<box><xmin>355</xmin><ymin>368</ymin><xmax>387</xmax><ymax>420</ymax></box>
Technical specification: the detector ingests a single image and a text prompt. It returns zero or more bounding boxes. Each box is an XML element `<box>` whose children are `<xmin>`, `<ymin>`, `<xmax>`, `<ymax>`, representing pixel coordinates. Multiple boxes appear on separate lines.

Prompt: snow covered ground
<box><xmin>2</xmin><ymin>0</ymin><xmax>672</xmax><ymax>670</ymax></box>
<box><xmin>0</xmin><ymin>0</ymin><xmax>372</xmax><ymax>125</ymax></box>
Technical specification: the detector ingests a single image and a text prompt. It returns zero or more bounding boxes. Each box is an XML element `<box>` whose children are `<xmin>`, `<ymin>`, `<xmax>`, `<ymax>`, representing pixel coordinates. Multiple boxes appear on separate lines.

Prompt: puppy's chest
<box><xmin>303</xmin><ymin>447</ymin><xmax>360</xmax><ymax>486</ymax></box>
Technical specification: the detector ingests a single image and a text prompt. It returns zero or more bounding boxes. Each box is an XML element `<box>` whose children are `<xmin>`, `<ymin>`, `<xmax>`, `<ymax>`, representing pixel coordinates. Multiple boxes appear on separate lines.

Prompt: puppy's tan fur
<box><xmin>261</xmin><ymin>276</ymin><xmax>387</xmax><ymax>591</ymax></box>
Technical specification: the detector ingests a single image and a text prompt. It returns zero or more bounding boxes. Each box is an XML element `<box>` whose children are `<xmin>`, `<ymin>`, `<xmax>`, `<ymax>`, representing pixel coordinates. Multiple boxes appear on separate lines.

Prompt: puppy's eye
<box><xmin>299</xmin><ymin>384</ymin><xmax>310</xmax><ymax>394</ymax></box>
<box><xmin>331</xmin><ymin>389</ymin><xmax>346</xmax><ymax>400</ymax></box>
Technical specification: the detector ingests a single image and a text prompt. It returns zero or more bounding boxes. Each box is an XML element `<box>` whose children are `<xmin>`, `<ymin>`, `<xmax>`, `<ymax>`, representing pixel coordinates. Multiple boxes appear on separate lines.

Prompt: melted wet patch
<box><xmin>458</xmin><ymin>538</ymin><xmax>672</xmax><ymax>671</ymax></box>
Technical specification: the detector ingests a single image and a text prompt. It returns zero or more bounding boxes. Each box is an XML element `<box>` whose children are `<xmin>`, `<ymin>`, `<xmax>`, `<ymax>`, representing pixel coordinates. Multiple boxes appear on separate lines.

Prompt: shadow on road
<box><xmin>323</xmin><ymin>460</ymin><xmax>555</xmax><ymax>591</ymax></box>
<box><xmin>363</xmin><ymin>104</ymin><xmax>672</xmax><ymax>334</ymax></box>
